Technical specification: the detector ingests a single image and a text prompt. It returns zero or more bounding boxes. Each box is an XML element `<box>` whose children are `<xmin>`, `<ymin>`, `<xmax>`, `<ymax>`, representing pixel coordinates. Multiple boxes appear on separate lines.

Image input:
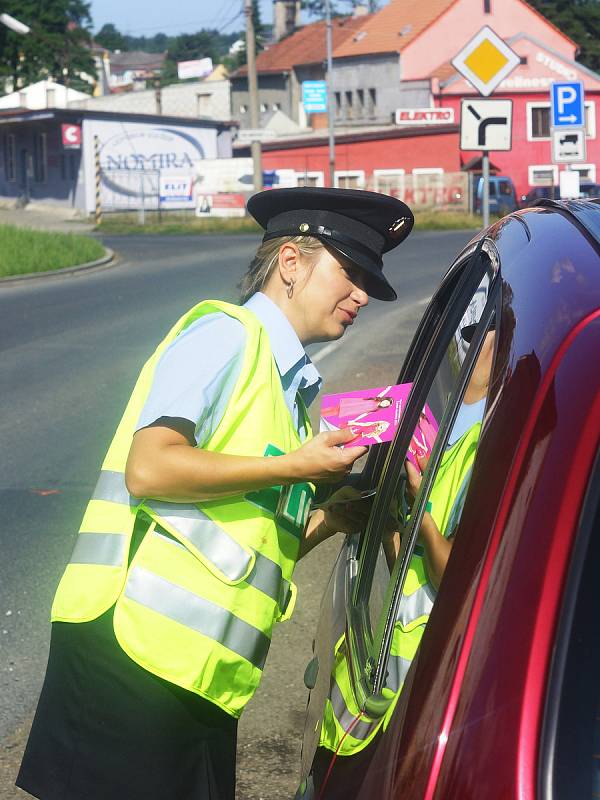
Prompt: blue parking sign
<box><xmin>551</xmin><ymin>81</ymin><xmax>585</xmax><ymax>127</ymax></box>
<box><xmin>302</xmin><ymin>81</ymin><xmax>328</xmax><ymax>114</ymax></box>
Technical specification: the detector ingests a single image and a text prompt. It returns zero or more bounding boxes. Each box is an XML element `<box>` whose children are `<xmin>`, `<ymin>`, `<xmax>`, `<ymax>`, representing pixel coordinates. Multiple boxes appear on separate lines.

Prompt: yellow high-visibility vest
<box><xmin>52</xmin><ymin>300</ymin><xmax>313</xmax><ymax>718</ymax></box>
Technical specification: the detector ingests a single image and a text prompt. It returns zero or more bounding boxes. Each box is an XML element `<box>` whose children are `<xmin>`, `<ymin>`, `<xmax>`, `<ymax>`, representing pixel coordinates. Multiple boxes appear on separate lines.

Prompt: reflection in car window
<box><xmin>317</xmin><ymin>254</ymin><xmax>499</xmax><ymax>759</ymax></box>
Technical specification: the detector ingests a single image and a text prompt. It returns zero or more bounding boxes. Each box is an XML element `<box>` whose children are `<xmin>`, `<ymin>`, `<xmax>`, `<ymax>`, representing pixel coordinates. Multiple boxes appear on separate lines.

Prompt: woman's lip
<box><xmin>339</xmin><ymin>308</ymin><xmax>356</xmax><ymax>324</ymax></box>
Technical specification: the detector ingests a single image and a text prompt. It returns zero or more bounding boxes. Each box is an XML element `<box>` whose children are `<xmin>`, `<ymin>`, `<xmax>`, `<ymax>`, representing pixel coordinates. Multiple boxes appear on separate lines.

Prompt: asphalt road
<box><xmin>0</xmin><ymin>228</ymin><xmax>475</xmax><ymax>798</ymax></box>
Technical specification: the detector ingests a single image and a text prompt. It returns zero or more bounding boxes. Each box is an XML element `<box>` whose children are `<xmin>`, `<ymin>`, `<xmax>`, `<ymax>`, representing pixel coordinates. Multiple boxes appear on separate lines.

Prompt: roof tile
<box><xmin>333</xmin><ymin>0</ymin><xmax>456</xmax><ymax>59</ymax></box>
<box><xmin>236</xmin><ymin>17</ymin><xmax>366</xmax><ymax>75</ymax></box>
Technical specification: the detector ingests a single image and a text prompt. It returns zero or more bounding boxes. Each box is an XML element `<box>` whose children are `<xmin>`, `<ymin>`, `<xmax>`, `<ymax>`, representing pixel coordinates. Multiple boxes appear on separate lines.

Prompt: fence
<box><xmin>100</xmin><ymin>168</ymin><xmax>160</xmax><ymax>223</ymax></box>
<box><xmin>369</xmin><ymin>171</ymin><xmax>470</xmax><ymax>212</ymax></box>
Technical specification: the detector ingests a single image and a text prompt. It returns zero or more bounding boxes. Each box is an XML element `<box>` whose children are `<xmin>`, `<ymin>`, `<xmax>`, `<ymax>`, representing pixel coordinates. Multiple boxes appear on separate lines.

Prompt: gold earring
<box><xmin>287</xmin><ymin>280</ymin><xmax>295</xmax><ymax>299</ymax></box>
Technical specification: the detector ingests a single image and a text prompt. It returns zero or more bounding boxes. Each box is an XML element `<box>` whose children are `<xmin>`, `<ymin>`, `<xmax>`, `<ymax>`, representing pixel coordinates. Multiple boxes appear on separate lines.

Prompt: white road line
<box><xmin>311</xmin><ymin>295</ymin><xmax>431</xmax><ymax>364</ymax></box>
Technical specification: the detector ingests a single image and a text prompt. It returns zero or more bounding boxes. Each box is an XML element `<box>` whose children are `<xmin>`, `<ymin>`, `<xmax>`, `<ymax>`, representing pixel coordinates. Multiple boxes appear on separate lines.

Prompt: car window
<box><xmin>347</xmin><ymin>245</ymin><xmax>500</xmax><ymax>708</ymax></box>
<box><xmin>499</xmin><ymin>181</ymin><xmax>513</xmax><ymax>196</ymax></box>
<box><xmin>489</xmin><ymin>183</ymin><xmax>497</xmax><ymax>197</ymax></box>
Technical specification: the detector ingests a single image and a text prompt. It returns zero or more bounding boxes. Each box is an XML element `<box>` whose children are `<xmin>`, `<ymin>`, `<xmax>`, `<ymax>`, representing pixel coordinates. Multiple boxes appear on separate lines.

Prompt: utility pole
<box><xmin>325</xmin><ymin>0</ymin><xmax>335</xmax><ymax>187</ymax></box>
<box><xmin>245</xmin><ymin>0</ymin><xmax>262</xmax><ymax>192</ymax></box>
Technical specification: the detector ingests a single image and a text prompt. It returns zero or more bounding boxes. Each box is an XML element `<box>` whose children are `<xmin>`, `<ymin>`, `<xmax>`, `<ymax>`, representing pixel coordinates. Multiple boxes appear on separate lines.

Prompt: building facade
<box><xmin>0</xmin><ymin>109</ymin><xmax>232</xmax><ymax>213</ymax></box>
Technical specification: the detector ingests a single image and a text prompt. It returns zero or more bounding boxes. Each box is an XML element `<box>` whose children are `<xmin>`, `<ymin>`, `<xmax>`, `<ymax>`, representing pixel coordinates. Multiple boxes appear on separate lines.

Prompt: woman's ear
<box><xmin>277</xmin><ymin>242</ymin><xmax>300</xmax><ymax>286</ymax></box>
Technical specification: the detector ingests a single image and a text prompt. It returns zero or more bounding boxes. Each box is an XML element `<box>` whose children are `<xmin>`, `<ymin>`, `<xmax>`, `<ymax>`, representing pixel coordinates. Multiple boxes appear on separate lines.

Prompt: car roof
<box><xmin>532</xmin><ymin>198</ymin><xmax>600</xmax><ymax>249</ymax></box>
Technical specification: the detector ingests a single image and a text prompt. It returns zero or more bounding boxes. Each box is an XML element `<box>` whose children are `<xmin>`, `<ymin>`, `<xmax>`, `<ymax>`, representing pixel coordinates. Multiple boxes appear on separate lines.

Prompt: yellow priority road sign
<box><xmin>452</xmin><ymin>26</ymin><xmax>520</xmax><ymax>97</ymax></box>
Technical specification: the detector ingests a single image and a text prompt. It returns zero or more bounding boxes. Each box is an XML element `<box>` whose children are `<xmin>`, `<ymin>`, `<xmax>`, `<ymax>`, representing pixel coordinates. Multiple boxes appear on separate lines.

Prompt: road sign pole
<box><xmin>325</xmin><ymin>0</ymin><xmax>335</xmax><ymax>187</ymax></box>
<box><xmin>482</xmin><ymin>151</ymin><xmax>490</xmax><ymax>228</ymax></box>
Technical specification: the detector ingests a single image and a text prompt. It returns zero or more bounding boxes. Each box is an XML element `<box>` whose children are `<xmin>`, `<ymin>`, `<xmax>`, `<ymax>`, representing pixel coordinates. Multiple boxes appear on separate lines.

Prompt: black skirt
<box><xmin>16</xmin><ymin>608</ymin><xmax>238</xmax><ymax>800</ymax></box>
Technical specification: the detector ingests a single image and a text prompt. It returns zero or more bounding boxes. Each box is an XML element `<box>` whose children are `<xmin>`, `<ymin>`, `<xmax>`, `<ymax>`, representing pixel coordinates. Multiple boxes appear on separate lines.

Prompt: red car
<box><xmin>296</xmin><ymin>199</ymin><xmax>600</xmax><ymax>799</ymax></box>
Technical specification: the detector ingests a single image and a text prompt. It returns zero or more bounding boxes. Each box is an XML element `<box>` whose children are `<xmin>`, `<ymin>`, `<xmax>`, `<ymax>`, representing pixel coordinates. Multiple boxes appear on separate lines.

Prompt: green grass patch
<box><xmin>95</xmin><ymin>210</ymin><xmax>499</xmax><ymax>236</ymax></box>
<box><xmin>95</xmin><ymin>214</ymin><xmax>262</xmax><ymax>236</ymax></box>
<box><xmin>0</xmin><ymin>225</ymin><xmax>106</xmax><ymax>278</ymax></box>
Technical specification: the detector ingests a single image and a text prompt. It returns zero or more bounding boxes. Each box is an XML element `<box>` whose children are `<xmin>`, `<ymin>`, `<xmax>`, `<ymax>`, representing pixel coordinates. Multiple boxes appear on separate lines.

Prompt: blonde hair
<box><xmin>240</xmin><ymin>235</ymin><xmax>324</xmax><ymax>303</ymax></box>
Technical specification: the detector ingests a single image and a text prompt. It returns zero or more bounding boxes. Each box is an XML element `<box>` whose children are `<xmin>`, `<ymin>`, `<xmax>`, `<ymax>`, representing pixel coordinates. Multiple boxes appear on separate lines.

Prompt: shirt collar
<box><xmin>244</xmin><ymin>292</ymin><xmax>322</xmax><ymax>398</ymax></box>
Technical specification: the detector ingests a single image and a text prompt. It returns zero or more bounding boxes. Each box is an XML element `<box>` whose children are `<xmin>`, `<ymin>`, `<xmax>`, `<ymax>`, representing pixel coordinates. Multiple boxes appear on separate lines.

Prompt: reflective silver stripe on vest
<box><xmin>69</xmin><ymin>532</ymin><xmax>127</xmax><ymax>567</ymax></box>
<box><xmin>248</xmin><ymin>552</ymin><xmax>289</xmax><ymax>609</ymax></box>
<box><xmin>396</xmin><ymin>580</ymin><xmax>437</xmax><ymax>629</ymax></box>
<box><xmin>124</xmin><ymin>566</ymin><xmax>270</xmax><ymax>670</ymax></box>
<box><xmin>384</xmin><ymin>653</ymin><xmax>412</xmax><ymax>694</ymax></box>
<box><xmin>92</xmin><ymin>470</ymin><xmax>133</xmax><ymax>506</ymax></box>
<box><xmin>329</xmin><ymin>680</ymin><xmax>379</xmax><ymax>741</ymax></box>
<box><xmin>146</xmin><ymin>501</ymin><xmax>253</xmax><ymax>584</ymax></box>
<box><xmin>153</xmin><ymin>525</ymin><xmax>288</xmax><ymax>609</ymax></box>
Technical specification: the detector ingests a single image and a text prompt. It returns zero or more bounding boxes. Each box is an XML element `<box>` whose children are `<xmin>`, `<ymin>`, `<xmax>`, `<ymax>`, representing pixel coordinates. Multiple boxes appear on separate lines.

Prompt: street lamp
<box><xmin>0</xmin><ymin>12</ymin><xmax>31</xmax><ymax>35</ymax></box>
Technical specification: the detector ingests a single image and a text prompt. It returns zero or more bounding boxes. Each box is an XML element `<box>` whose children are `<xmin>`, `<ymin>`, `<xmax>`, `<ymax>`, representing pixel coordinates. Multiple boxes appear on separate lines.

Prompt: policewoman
<box><xmin>17</xmin><ymin>187</ymin><xmax>413</xmax><ymax>800</ymax></box>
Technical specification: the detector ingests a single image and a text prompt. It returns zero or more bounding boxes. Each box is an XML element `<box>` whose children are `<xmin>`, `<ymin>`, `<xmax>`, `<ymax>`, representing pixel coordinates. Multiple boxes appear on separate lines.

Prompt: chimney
<box><xmin>273</xmin><ymin>0</ymin><xmax>300</xmax><ymax>42</ymax></box>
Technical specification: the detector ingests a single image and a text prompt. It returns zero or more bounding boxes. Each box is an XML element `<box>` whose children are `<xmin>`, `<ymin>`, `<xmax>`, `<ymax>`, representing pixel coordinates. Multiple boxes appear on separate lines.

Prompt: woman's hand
<box><xmin>405</xmin><ymin>454</ymin><xmax>429</xmax><ymax>499</ymax></box>
<box><xmin>321</xmin><ymin>486</ymin><xmax>371</xmax><ymax>534</ymax></box>
<box><xmin>286</xmin><ymin>429</ymin><xmax>368</xmax><ymax>484</ymax></box>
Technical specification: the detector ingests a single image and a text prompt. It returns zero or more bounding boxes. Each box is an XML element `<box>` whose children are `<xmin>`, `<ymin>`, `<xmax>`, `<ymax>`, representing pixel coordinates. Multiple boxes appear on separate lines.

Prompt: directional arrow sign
<box><xmin>460</xmin><ymin>99</ymin><xmax>513</xmax><ymax>151</ymax></box>
<box><xmin>452</xmin><ymin>26</ymin><xmax>520</xmax><ymax>97</ymax></box>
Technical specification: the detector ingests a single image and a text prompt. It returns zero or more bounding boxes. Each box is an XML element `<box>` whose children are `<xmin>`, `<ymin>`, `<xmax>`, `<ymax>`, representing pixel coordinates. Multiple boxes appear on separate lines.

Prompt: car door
<box><xmin>297</xmin><ymin>238</ymin><xmax>504</xmax><ymax>798</ymax></box>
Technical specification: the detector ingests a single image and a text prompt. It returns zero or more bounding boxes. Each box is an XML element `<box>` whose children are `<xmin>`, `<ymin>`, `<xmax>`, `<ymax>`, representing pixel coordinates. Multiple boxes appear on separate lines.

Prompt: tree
<box><xmin>0</xmin><ymin>0</ymin><xmax>97</xmax><ymax>92</ymax></box>
<box><xmin>526</xmin><ymin>0</ymin><xmax>600</xmax><ymax>72</ymax></box>
<box><xmin>94</xmin><ymin>22</ymin><xmax>125</xmax><ymax>52</ymax></box>
<box><xmin>224</xmin><ymin>0</ymin><xmax>266</xmax><ymax>70</ymax></box>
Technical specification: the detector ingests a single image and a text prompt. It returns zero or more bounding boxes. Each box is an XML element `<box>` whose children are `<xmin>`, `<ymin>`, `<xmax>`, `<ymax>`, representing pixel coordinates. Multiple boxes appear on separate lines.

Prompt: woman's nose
<box><xmin>352</xmin><ymin>285</ymin><xmax>369</xmax><ymax>307</ymax></box>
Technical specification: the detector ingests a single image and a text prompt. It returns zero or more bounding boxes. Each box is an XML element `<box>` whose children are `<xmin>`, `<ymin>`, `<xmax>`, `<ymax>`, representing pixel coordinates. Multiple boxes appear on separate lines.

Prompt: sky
<box><xmin>89</xmin><ymin>0</ymin><xmax>274</xmax><ymax>37</ymax></box>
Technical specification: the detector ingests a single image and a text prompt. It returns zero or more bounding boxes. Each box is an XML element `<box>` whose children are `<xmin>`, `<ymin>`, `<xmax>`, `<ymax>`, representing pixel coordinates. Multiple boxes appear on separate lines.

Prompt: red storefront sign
<box><xmin>395</xmin><ymin>108</ymin><xmax>455</xmax><ymax>125</ymax></box>
<box><xmin>61</xmin><ymin>124</ymin><xmax>81</xmax><ymax>149</ymax></box>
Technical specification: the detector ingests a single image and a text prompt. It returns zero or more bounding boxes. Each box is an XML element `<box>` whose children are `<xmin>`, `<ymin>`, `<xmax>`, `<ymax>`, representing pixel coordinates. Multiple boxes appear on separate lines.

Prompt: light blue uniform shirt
<box><xmin>136</xmin><ymin>292</ymin><xmax>322</xmax><ymax>445</ymax></box>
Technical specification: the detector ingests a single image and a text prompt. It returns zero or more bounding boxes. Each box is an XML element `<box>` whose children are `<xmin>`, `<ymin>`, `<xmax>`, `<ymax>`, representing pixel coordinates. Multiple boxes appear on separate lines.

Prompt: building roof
<box><xmin>109</xmin><ymin>50</ymin><xmax>166</xmax><ymax>73</ymax></box>
<box><xmin>0</xmin><ymin>107</ymin><xmax>234</xmax><ymax>129</ymax></box>
<box><xmin>235</xmin><ymin>17</ymin><xmax>366</xmax><ymax>75</ymax></box>
<box><xmin>332</xmin><ymin>0</ymin><xmax>456</xmax><ymax>59</ymax></box>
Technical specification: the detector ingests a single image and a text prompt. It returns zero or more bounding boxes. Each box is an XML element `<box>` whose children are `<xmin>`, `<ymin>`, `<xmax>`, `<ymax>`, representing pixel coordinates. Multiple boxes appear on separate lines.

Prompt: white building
<box><xmin>0</xmin><ymin>80</ymin><xmax>90</xmax><ymax>111</ymax></box>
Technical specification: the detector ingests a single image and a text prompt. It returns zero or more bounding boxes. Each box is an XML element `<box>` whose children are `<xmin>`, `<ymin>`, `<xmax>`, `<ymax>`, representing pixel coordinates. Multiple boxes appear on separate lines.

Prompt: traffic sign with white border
<box><xmin>551</xmin><ymin>81</ymin><xmax>585</xmax><ymax>128</ymax></box>
<box><xmin>452</xmin><ymin>26</ymin><xmax>521</xmax><ymax>97</ymax></box>
<box><xmin>460</xmin><ymin>98</ymin><xmax>513</xmax><ymax>151</ymax></box>
<box><xmin>551</xmin><ymin>127</ymin><xmax>586</xmax><ymax>163</ymax></box>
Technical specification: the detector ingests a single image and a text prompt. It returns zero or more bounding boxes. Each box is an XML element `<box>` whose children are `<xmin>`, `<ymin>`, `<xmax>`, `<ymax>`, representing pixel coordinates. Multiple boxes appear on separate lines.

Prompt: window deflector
<box><xmin>372</xmin><ymin>295</ymin><xmax>499</xmax><ymax>694</ymax></box>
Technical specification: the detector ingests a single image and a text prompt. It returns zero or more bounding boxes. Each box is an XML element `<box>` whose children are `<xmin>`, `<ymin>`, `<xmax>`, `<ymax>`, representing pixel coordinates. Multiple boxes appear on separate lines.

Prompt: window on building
<box><xmin>272</xmin><ymin>103</ymin><xmax>281</xmax><ymax>112</ymax></box>
<box><xmin>33</xmin><ymin>132</ymin><xmax>47</xmax><ymax>183</ymax></box>
<box><xmin>335</xmin><ymin>170</ymin><xmax>365</xmax><ymax>189</ymax></box>
<box><xmin>334</xmin><ymin>92</ymin><xmax>342</xmax><ymax>120</ymax></box>
<box><xmin>296</xmin><ymin>171</ymin><xmax>325</xmax><ymax>187</ymax></box>
<box><xmin>529</xmin><ymin>105</ymin><xmax>550</xmax><ymax>139</ymax></box>
<box><xmin>239</xmin><ymin>104</ymin><xmax>247</xmax><ymax>114</ymax></box>
<box><xmin>357</xmin><ymin>88</ymin><xmax>365</xmax><ymax>117</ymax></box>
<box><xmin>484</xmin><ymin>0</ymin><xmax>491</xmax><ymax>12</ymax></box>
<box><xmin>528</xmin><ymin>164</ymin><xmax>558</xmax><ymax>186</ymax></box>
<box><xmin>196</xmin><ymin>93</ymin><xmax>211</xmax><ymax>116</ymax></box>
<box><xmin>345</xmin><ymin>91</ymin><xmax>353</xmax><ymax>120</ymax></box>
<box><xmin>373</xmin><ymin>169</ymin><xmax>406</xmax><ymax>198</ymax></box>
<box><xmin>571</xmin><ymin>163</ymin><xmax>597</xmax><ymax>183</ymax></box>
<box><xmin>528</xmin><ymin>102</ymin><xmax>596</xmax><ymax>141</ymax></box>
<box><xmin>4</xmin><ymin>134</ymin><xmax>16</xmax><ymax>182</ymax></box>
<box><xmin>260</xmin><ymin>102</ymin><xmax>268</xmax><ymax>113</ymax></box>
<box><xmin>368</xmin><ymin>87</ymin><xmax>377</xmax><ymax>118</ymax></box>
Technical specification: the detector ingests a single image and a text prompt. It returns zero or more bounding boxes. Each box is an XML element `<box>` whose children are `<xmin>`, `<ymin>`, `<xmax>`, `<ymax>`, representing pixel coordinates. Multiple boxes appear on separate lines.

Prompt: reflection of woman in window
<box><xmin>321</xmin><ymin>395</ymin><xmax>394</xmax><ymax>420</ymax></box>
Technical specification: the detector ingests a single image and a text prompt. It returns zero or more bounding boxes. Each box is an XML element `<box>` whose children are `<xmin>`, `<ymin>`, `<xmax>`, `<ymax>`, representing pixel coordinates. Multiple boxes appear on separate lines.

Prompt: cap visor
<box><xmin>325</xmin><ymin>241</ymin><xmax>397</xmax><ymax>301</ymax></box>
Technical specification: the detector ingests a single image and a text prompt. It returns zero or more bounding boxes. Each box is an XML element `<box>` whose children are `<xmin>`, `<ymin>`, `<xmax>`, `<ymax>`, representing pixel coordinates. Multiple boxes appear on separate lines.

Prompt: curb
<box><xmin>0</xmin><ymin>247</ymin><xmax>116</xmax><ymax>286</ymax></box>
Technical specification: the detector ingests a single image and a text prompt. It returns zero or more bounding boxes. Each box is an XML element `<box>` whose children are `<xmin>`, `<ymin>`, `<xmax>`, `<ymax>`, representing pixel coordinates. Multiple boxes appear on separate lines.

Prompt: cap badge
<box><xmin>299</xmin><ymin>222</ymin><xmax>310</xmax><ymax>233</ymax></box>
<box><xmin>389</xmin><ymin>217</ymin><xmax>408</xmax><ymax>238</ymax></box>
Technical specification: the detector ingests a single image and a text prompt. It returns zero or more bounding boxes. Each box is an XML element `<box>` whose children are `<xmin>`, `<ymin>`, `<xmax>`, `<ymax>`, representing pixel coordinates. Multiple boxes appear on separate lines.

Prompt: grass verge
<box><xmin>0</xmin><ymin>225</ymin><xmax>106</xmax><ymax>278</ymax></box>
<box><xmin>95</xmin><ymin>210</ymin><xmax>497</xmax><ymax>236</ymax></box>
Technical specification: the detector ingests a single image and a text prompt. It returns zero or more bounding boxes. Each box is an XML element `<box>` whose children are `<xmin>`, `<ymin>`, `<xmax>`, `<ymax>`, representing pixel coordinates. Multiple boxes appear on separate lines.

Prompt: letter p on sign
<box><xmin>557</xmin><ymin>86</ymin><xmax>577</xmax><ymax>114</ymax></box>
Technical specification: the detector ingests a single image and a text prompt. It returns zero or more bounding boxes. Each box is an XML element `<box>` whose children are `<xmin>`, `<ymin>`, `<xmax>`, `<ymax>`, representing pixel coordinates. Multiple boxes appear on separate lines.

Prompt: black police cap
<box><xmin>246</xmin><ymin>187</ymin><xmax>414</xmax><ymax>301</ymax></box>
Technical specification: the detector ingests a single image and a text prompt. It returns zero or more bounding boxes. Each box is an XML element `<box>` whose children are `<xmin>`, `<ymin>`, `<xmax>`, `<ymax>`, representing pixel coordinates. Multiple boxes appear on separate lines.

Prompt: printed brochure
<box><xmin>320</xmin><ymin>383</ymin><xmax>438</xmax><ymax>466</ymax></box>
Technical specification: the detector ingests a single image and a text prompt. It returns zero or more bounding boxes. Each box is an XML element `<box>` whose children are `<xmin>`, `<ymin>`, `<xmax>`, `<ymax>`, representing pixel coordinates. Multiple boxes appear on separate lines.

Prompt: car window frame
<box><xmin>538</xmin><ymin>445</ymin><xmax>600</xmax><ymax>800</ymax></box>
<box><xmin>345</xmin><ymin>238</ymin><xmax>501</xmax><ymax>711</ymax></box>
